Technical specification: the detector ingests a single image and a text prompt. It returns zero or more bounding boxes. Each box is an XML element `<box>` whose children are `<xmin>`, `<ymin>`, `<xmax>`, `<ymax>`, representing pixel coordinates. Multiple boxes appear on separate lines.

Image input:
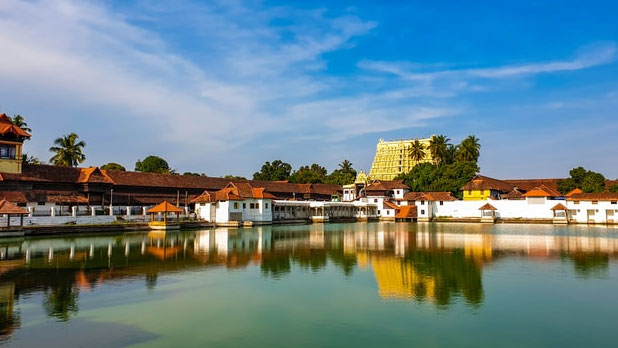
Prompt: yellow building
<box><xmin>369</xmin><ymin>137</ymin><xmax>434</xmax><ymax>181</ymax></box>
<box><xmin>461</xmin><ymin>175</ymin><xmax>514</xmax><ymax>201</ymax></box>
<box><xmin>0</xmin><ymin>114</ymin><xmax>30</xmax><ymax>174</ymax></box>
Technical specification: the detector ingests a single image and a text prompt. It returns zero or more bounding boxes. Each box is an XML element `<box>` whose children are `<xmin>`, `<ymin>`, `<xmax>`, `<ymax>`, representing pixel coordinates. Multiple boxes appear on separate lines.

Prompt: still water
<box><xmin>1</xmin><ymin>222</ymin><xmax>618</xmax><ymax>347</ymax></box>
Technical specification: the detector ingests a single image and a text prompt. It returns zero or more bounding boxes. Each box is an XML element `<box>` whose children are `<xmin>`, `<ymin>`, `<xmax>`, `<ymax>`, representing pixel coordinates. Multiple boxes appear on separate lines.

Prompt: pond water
<box><xmin>1</xmin><ymin>222</ymin><xmax>618</xmax><ymax>347</ymax></box>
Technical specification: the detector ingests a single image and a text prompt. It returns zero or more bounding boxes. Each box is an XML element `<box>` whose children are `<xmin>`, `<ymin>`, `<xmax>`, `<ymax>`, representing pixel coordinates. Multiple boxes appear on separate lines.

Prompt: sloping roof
<box><xmin>147</xmin><ymin>201</ymin><xmax>183</xmax><ymax>213</ymax></box>
<box><xmin>567</xmin><ymin>193</ymin><xmax>618</xmax><ymax>201</ymax></box>
<box><xmin>551</xmin><ymin>203</ymin><xmax>568</xmax><ymax>211</ymax></box>
<box><xmin>462</xmin><ymin>175</ymin><xmax>514</xmax><ymax>192</ymax></box>
<box><xmin>395</xmin><ymin>205</ymin><xmax>417</xmax><ymax>219</ymax></box>
<box><xmin>503</xmin><ymin>189</ymin><xmax>525</xmax><ymax>200</ymax></box>
<box><xmin>191</xmin><ymin>182</ymin><xmax>276</xmax><ymax>203</ymax></box>
<box><xmin>0</xmin><ymin>113</ymin><xmax>31</xmax><ymax>138</ymax></box>
<box><xmin>383</xmin><ymin>201</ymin><xmax>399</xmax><ymax>210</ymax></box>
<box><xmin>0</xmin><ymin>199</ymin><xmax>28</xmax><ymax>214</ymax></box>
<box><xmin>0</xmin><ymin>190</ymin><xmax>88</xmax><ymax>204</ymax></box>
<box><xmin>403</xmin><ymin>191</ymin><xmax>457</xmax><ymax>201</ymax></box>
<box><xmin>77</xmin><ymin>167</ymin><xmax>114</xmax><ymax>184</ymax></box>
<box><xmin>565</xmin><ymin>188</ymin><xmax>583</xmax><ymax>197</ymax></box>
<box><xmin>504</xmin><ymin>178</ymin><xmax>562</xmax><ymax>192</ymax></box>
<box><xmin>478</xmin><ymin>203</ymin><xmax>497</xmax><ymax>210</ymax></box>
<box><xmin>523</xmin><ymin>185</ymin><xmax>562</xmax><ymax>198</ymax></box>
<box><xmin>366</xmin><ymin>180</ymin><xmax>409</xmax><ymax>191</ymax></box>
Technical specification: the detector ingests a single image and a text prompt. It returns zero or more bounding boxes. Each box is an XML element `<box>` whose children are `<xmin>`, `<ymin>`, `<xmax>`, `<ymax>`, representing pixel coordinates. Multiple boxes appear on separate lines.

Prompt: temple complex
<box><xmin>368</xmin><ymin>137</ymin><xmax>434</xmax><ymax>181</ymax></box>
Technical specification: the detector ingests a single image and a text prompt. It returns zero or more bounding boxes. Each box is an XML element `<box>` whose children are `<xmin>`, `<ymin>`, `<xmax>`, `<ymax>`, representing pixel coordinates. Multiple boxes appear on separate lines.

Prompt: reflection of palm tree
<box><xmin>43</xmin><ymin>285</ymin><xmax>79</xmax><ymax>321</ymax></box>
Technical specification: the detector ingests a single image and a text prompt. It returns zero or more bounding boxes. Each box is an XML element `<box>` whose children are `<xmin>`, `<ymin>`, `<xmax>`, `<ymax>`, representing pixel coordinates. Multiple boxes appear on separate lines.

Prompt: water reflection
<box><xmin>0</xmin><ymin>223</ymin><xmax>618</xmax><ymax>340</ymax></box>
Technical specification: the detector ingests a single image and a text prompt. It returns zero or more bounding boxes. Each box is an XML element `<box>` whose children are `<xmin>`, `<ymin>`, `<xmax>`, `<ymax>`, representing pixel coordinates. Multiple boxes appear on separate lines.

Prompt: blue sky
<box><xmin>1</xmin><ymin>0</ymin><xmax>617</xmax><ymax>179</ymax></box>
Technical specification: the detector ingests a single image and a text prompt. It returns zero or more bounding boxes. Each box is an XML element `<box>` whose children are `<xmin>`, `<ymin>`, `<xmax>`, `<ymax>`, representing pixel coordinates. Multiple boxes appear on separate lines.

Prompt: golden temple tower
<box><xmin>368</xmin><ymin>137</ymin><xmax>434</xmax><ymax>180</ymax></box>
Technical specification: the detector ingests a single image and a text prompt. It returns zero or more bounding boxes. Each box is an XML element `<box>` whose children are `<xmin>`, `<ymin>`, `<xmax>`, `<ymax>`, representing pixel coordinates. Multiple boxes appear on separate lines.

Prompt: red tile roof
<box><xmin>551</xmin><ymin>203</ymin><xmax>568</xmax><ymax>211</ymax></box>
<box><xmin>383</xmin><ymin>201</ymin><xmax>399</xmax><ymax>210</ymax></box>
<box><xmin>478</xmin><ymin>203</ymin><xmax>498</xmax><ymax>210</ymax></box>
<box><xmin>366</xmin><ymin>180</ymin><xmax>409</xmax><ymax>192</ymax></box>
<box><xmin>191</xmin><ymin>182</ymin><xmax>276</xmax><ymax>203</ymax></box>
<box><xmin>0</xmin><ymin>199</ymin><xmax>28</xmax><ymax>214</ymax></box>
<box><xmin>403</xmin><ymin>191</ymin><xmax>457</xmax><ymax>201</ymax></box>
<box><xmin>0</xmin><ymin>113</ymin><xmax>31</xmax><ymax>138</ymax></box>
<box><xmin>147</xmin><ymin>201</ymin><xmax>184</xmax><ymax>213</ymax></box>
<box><xmin>462</xmin><ymin>175</ymin><xmax>514</xmax><ymax>192</ymax></box>
<box><xmin>504</xmin><ymin>178</ymin><xmax>562</xmax><ymax>192</ymax></box>
<box><xmin>395</xmin><ymin>205</ymin><xmax>417</xmax><ymax>219</ymax></box>
<box><xmin>523</xmin><ymin>185</ymin><xmax>562</xmax><ymax>198</ymax></box>
<box><xmin>565</xmin><ymin>188</ymin><xmax>583</xmax><ymax>197</ymax></box>
<box><xmin>503</xmin><ymin>189</ymin><xmax>525</xmax><ymax>200</ymax></box>
<box><xmin>567</xmin><ymin>193</ymin><xmax>618</xmax><ymax>201</ymax></box>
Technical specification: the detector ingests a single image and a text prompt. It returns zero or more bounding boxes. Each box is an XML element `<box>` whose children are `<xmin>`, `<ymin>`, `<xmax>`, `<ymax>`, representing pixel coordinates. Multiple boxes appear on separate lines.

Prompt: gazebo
<box><xmin>146</xmin><ymin>201</ymin><xmax>183</xmax><ymax>230</ymax></box>
<box><xmin>479</xmin><ymin>203</ymin><xmax>498</xmax><ymax>223</ymax></box>
<box><xmin>550</xmin><ymin>203</ymin><xmax>569</xmax><ymax>224</ymax></box>
<box><xmin>0</xmin><ymin>199</ymin><xmax>29</xmax><ymax>230</ymax></box>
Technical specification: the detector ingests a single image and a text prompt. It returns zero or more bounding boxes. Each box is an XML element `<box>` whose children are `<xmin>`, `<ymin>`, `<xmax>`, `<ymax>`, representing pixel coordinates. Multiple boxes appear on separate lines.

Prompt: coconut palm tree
<box><xmin>410</xmin><ymin>139</ymin><xmax>426</xmax><ymax>162</ymax></box>
<box><xmin>339</xmin><ymin>160</ymin><xmax>354</xmax><ymax>172</ymax></box>
<box><xmin>428</xmin><ymin>134</ymin><xmax>451</xmax><ymax>165</ymax></box>
<box><xmin>12</xmin><ymin>115</ymin><xmax>31</xmax><ymax>133</ymax></box>
<box><xmin>49</xmin><ymin>133</ymin><xmax>86</xmax><ymax>167</ymax></box>
<box><xmin>456</xmin><ymin>135</ymin><xmax>481</xmax><ymax>162</ymax></box>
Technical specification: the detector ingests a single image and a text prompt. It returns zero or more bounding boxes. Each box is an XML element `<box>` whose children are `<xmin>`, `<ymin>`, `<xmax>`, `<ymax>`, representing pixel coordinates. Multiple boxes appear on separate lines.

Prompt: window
<box><xmin>574</xmin><ymin>201</ymin><xmax>579</xmax><ymax>205</ymax></box>
<box><xmin>17</xmin><ymin>202</ymin><xmax>26</xmax><ymax>207</ymax></box>
<box><xmin>243</xmin><ymin>203</ymin><xmax>246</xmax><ymax>209</ymax></box>
<box><xmin>38</xmin><ymin>202</ymin><xmax>45</xmax><ymax>206</ymax></box>
<box><xmin>374</xmin><ymin>199</ymin><xmax>378</xmax><ymax>203</ymax></box>
<box><xmin>0</xmin><ymin>144</ymin><xmax>16</xmax><ymax>159</ymax></box>
<box><xmin>612</xmin><ymin>201</ymin><xmax>617</xmax><ymax>205</ymax></box>
<box><xmin>468</xmin><ymin>190</ymin><xmax>472</xmax><ymax>195</ymax></box>
<box><xmin>592</xmin><ymin>201</ymin><xmax>598</xmax><ymax>205</ymax></box>
<box><xmin>421</xmin><ymin>210</ymin><xmax>425</xmax><ymax>215</ymax></box>
<box><xmin>265</xmin><ymin>203</ymin><xmax>269</xmax><ymax>209</ymax></box>
<box><xmin>440</xmin><ymin>201</ymin><xmax>443</xmax><ymax>206</ymax></box>
<box><xmin>233</xmin><ymin>202</ymin><xmax>239</xmax><ymax>209</ymax></box>
<box><xmin>420</xmin><ymin>200</ymin><xmax>425</xmax><ymax>205</ymax></box>
<box><xmin>378</xmin><ymin>210</ymin><xmax>381</xmax><ymax>215</ymax></box>
<box><xmin>256</xmin><ymin>203</ymin><xmax>260</xmax><ymax>209</ymax></box>
<box><xmin>250</xmin><ymin>203</ymin><xmax>255</xmax><ymax>209</ymax></box>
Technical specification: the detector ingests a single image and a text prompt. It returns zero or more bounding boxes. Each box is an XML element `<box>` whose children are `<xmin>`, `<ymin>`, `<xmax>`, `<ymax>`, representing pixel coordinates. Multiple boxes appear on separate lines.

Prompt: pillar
<box><xmin>71</xmin><ymin>206</ymin><xmax>77</xmax><ymax>217</ymax></box>
<box><xmin>50</xmin><ymin>207</ymin><xmax>55</xmax><ymax>217</ymax></box>
<box><xmin>109</xmin><ymin>206</ymin><xmax>114</xmax><ymax>216</ymax></box>
<box><xmin>126</xmin><ymin>206</ymin><xmax>131</xmax><ymax>216</ymax></box>
<box><xmin>91</xmin><ymin>206</ymin><xmax>96</xmax><ymax>216</ymax></box>
<box><xmin>27</xmin><ymin>207</ymin><xmax>33</xmax><ymax>218</ymax></box>
<box><xmin>142</xmin><ymin>207</ymin><xmax>147</xmax><ymax>216</ymax></box>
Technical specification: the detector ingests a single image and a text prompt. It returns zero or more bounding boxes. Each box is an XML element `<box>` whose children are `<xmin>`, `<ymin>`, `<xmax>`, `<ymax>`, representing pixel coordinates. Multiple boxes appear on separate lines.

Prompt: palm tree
<box><xmin>49</xmin><ymin>133</ymin><xmax>86</xmax><ymax>167</ymax></box>
<box><xmin>339</xmin><ymin>160</ymin><xmax>354</xmax><ymax>172</ymax></box>
<box><xmin>410</xmin><ymin>139</ymin><xmax>426</xmax><ymax>162</ymax></box>
<box><xmin>428</xmin><ymin>135</ymin><xmax>451</xmax><ymax>165</ymax></box>
<box><xmin>456</xmin><ymin>135</ymin><xmax>481</xmax><ymax>162</ymax></box>
<box><xmin>12</xmin><ymin>115</ymin><xmax>31</xmax><ymax>133</ymax></box>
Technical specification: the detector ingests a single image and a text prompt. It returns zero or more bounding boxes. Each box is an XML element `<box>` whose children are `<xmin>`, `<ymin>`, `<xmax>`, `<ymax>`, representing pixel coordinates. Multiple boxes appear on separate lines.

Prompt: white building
<box><xmin>566</xmin><ymin>193</ymin><xmax>618</xmax><ymax>224</ymax></box>
<box><xmin>192</xmin><ymin>182</ymin><xmax>275</xmax><ymax>226</ymax></box>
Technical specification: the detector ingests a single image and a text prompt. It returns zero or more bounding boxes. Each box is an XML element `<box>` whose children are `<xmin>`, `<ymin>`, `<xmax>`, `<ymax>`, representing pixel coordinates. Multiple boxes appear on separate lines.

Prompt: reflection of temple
<box><xmin>1</xmin><ymin>224</ymin><xmax>618</xmax><ymax>339</ymax></box>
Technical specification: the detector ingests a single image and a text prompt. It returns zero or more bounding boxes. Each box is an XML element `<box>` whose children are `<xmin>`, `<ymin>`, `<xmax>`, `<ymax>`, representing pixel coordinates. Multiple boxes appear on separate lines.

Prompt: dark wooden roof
<box><xmin>462</xmin><ymin>175</ymin><xmax>514</xmax><ymax>192</ymax></box>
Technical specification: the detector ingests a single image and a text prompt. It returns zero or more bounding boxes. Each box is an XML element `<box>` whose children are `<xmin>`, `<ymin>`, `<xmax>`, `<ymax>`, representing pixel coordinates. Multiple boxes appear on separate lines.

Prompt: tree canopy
<box><xmin>12</xmin><ymin>115</ymin><xmax>31</xmax><ymax>133</ymax></box>
<box><xmin>223</xmin><ymin>174</ymin><xmax>247</xmax><ymax>180</ymax></box>
<box><xmin>135</xmin><ymin>156</ymin><xmax>172</xmax><ymax>174</ymax></box>
<box><xmin>325</xmin><ymin>160</ymin><xmax>357</xmax><ymax>185</ymax></box>
<box><xmin>49</xmin><ymin>133</ymin><xmax>86</xmax><ymax>167</ymax></box>
<box><xmin>101</xmin><ymin>162</ymin><xmax>126</xmax><ymax>171</ymax></box>
<box><xmin>396</xmin><ymin>161</ymin><xmax>479</xmax><ymax>199</ymax></box>
<box><xmin>456</xmin><ymin>135</ymin><xmax>481</xmax><ymax>162</ymax></box>
<box><xmin>253</xmin><ymin>160</ymin><xmax>292</xmax><ymax>181</ymax></box>
<box><xmin>289</xmin><ymin>163</ymin><xmax>328</xmax><ymax>184</ymax></box>
<box><xmin>557</xmin><ymin>167</ymin><xmax>607</xmax><ymax>194</ymax></box>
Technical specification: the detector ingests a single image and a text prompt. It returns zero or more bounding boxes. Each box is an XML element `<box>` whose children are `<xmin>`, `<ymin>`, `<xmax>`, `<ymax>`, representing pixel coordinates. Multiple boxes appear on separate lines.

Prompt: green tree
<box><xmin>223</xmin><ymin>174</ymin><xmax>247</xmax><ymax>180</ymax></box>
<box><xmin>253</xmin><ymin>160</ymin><xmax>292</xmax><ymax>181</ymax></box>
<box><xmin>608</xmin><ymin>183</ymin><xmax>618</xmax><ymax>193</ymax></box>
<box><xmin>101</xmin><ymin>162</ymin><xmax>125</xmax><ymax>171</ymax></box>
<box><xmin>11</xmin><ymin>115</ymin><xmax>31</xmax><ymax>133</ymax></box>
<box><xmin>290</xmin><ymin>163</ymin><xmax>328</xmax><ymax>184</ymax></box>
<box><xmin>410</xmin><ymin>139</ymin><xmax>426</xmax><ymax>162</ymax></box>
<box><xmin>326</xmin><ymin>160</ymin><xmax>357</xmax><ymax>185</ymax></box>
<box><xmin>49</xmin><ymin>133</ymin><xmax>86</xmax><ymax>167</ymax></box>
<box><xmin>135</xmin><ymin>156</ymin><xmax>171</xmax><ymax>174</ymax></box>
<box><xmin>557</xmin><ymin>167</ymin><xmax>606</xmax><ymax>194</ymax></box>
<box><xmin>456</xmin><ymin>135</ymin><xmax>481</xmax><ymax>162</ymax></box>
<box><xmin>429</xmin><ymin>135</ymin><xmax>451</xmax><ymax>165</ymax></box>
<box><xmin>22</xmin><ymin>153</ymin><xmax>42</xmax><ymax>164</ymax></box>
<box><xmin>183</xmin><ymin>172</ymin><xmax>206</xmax><ymax>176</ymax></box>
<box><xmin>397</xmin><ymin>161</ymin><xmax>479</xmax><ymax>199</ymax></box>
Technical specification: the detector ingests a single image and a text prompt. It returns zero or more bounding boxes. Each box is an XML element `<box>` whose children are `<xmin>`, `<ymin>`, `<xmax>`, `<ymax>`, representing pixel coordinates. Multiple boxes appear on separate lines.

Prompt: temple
<box><xmin>368</xmin><ymin>137</ymin><xmax>434</xmax><ymax>181</ymax></box>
